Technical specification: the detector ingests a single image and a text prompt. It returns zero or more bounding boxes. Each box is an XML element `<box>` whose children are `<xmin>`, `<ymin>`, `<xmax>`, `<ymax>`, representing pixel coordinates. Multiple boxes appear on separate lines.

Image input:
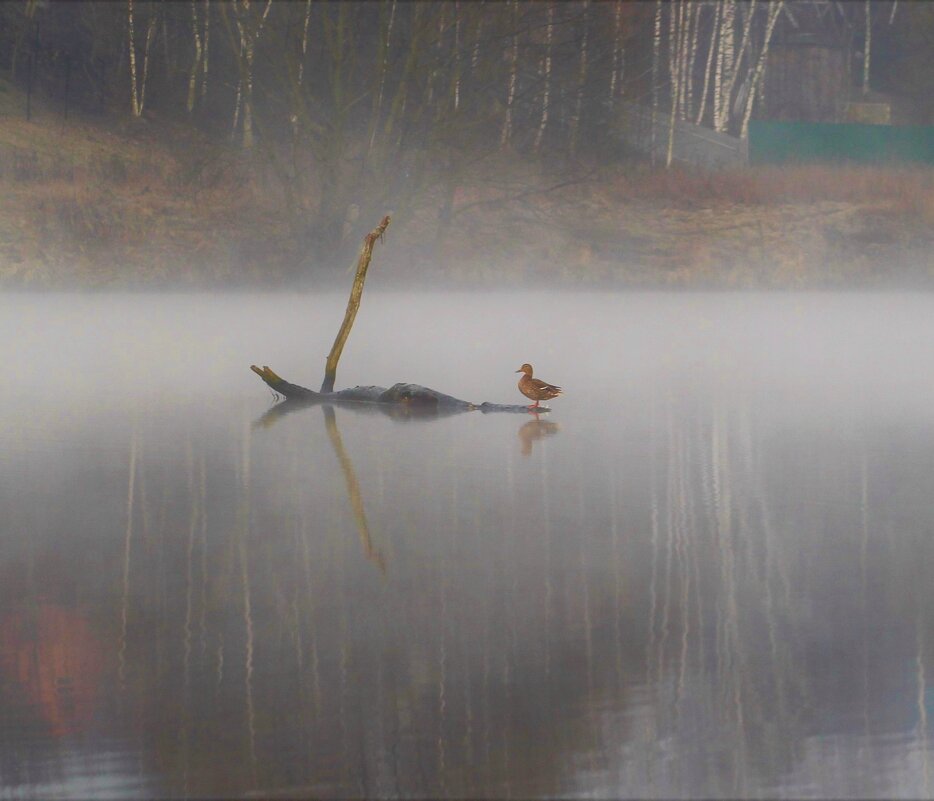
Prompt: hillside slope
<box><xmin>2</xmin><ymin>79</ymin><xmax>934</xmax><ymax>289</ymax></box>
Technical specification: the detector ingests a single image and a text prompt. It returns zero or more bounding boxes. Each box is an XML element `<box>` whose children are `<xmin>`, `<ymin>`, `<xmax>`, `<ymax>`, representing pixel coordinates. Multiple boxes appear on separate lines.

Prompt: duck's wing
<box><xmin>531</xmin><ymin>378</ymin><xmax>563</xmax><ymax>394</ymax></box>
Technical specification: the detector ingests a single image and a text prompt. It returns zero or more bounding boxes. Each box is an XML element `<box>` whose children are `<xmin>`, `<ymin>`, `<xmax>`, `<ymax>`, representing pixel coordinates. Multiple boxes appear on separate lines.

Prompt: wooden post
<box><xmin>320</xmin><ymin>215</ymin><xmax>391</xmax><ymax>393</ymax></box>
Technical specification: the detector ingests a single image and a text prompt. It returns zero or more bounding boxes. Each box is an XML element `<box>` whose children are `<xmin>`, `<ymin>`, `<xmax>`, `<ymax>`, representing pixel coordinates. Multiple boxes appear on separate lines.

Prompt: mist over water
<box><xmin>3</xmin><ymin>292</ymin><xmax>934</xmax><ymax>798</ymax></box>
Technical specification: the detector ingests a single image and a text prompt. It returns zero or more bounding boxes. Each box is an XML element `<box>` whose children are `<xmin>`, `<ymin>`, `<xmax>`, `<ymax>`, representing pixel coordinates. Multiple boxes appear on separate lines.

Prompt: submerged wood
<box><xmin>251</xmin><ymin>215</ymin><xmax>549</xmax><ymax>415</ymax></box>
<box><xmin>250</xmin><ymin>365</ymin><xmax>544</xmax><ymax>416</ymax></box>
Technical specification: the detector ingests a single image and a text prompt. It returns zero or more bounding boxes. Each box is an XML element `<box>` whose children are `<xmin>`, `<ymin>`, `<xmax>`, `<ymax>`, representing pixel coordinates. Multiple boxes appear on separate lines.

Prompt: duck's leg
<box><xmin>528</xmin><ymin>399</ymin><xmax>540</xmax><ymax>411</ymax></box>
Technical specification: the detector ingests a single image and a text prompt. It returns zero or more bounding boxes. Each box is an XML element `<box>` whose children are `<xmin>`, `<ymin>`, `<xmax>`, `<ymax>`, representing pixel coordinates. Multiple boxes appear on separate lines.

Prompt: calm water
<box><xmin>3</xmin><ymin>292</ymin><xmax>934</xmax><ymax>799</ymax></box>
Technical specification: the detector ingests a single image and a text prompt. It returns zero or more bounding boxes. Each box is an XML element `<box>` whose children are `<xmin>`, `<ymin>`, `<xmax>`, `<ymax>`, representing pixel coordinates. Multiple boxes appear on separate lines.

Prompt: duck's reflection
<box><xmin>518</xmin><ymin>416</ymin><xmax>560</xmax><ymax>456</ymax></box>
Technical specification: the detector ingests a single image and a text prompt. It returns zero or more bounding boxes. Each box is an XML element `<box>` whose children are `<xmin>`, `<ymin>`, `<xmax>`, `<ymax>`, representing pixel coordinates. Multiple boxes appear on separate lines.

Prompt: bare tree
<box><xmin>651</xmin><ymin>0</ymin><xmax>662</xmax><ymax>164</ymax></box>
<box><xmin>187</xmin><ymin>0</ymin><xmax>204</xmax><ymax>113</ymax></box>
<box><xmin>128</xmin><ymin>0</ymin><xmax>157</xmax><ymax>118</ymax></box>
<box><xmin>740</xmin><ymin>0</ymin><xmax>783</xmax><ymax>138</ymax></box>
<box><xmin>609</xmin><ymin>0</ymin><xmax>624</xmax><ymax>108</ymax></box>
<box><xmin>863</xmin><ymin>0</ymin><xmax>872</xmax><ymax>95</ymax></box>
<box><xmin>569</xmin><ymin>0</ymin><xmax>590</xmax><ymax>157</ymax></box>
<box><xmin>713</xmin><ymin>0</ymin><xmax>735</xmax><ymax>132</ymax></box>
<box><xmin>696</xmin><ymin>0</ymin><xmax>721</xmax><ymax>126</ymax></box>
<box><xmin>501</xmin><ymin>0</ymin><xmax>519</xmax><ymax>147</ymax></box>
<box><xmin>533</xmin><ymin>2</ymin><xmax>555</xmax><ymax>153</ymax></box>
<box><xmin>201</xmin><ymin>0</ymin><xmax>210</xmax><ymax>101</ymax></box>
<box><xmin>666</xmin><ymin>0</ymin><xmax>684</xmax><ymax>166</ymax></box>
<box><xmin>228</xmin><ymin>0</ymin><xmax>272</xmax><ymax>149</ymax></box>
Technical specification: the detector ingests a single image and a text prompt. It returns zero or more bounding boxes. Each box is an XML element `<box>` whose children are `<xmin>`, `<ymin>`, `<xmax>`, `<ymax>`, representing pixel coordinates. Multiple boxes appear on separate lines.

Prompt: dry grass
<box><xmin>606</xmin><ymin>163</ymin><xmax>934</xmax><ymax>222</ymax></box>
<box><xmin>0</xmin><ymin>81</ymin><xmax>295</xmax><ymax>287</ymax></box>
<box><xmin>1</xmin><ymin>69</ymin><xmax>933</xmax><ymax>288</ymax></box>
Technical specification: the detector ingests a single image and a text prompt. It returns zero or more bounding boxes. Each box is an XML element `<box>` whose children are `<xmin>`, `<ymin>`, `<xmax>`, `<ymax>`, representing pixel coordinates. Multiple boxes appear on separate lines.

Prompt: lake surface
<box><xmin>3</xmin><ymin>291</ymin><xmax>934</xmax><ymax>799</ymax></box>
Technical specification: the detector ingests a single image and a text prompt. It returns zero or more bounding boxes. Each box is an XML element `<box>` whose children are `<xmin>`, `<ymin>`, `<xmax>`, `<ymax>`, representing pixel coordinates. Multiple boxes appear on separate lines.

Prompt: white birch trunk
<box><xmin>678</xmin><ymin>1</ymin><xmax>691</xmax><ymax>119</ymax></box>
<box><xmin>720</xmin><ymin>0</ymin><xmax>755</xmax><ymax>131</ymax></box>
<box><xmin>454</xmin><ymin>0</ymin><xmax>461</xmax><ymax>111</ymax></box>
<box><xmin>651</xmin><ymin>0</ymin><xmax>662</xmax><ymax>164</ymax></box>
<box><xmin>713</xmin><ymin>0</ymin><xmax>736</xmax><ymax>132</ymax></box>
<box><xmin>427</xmin><ymin>6</ymin><xmax>445</xmax><ymax>107</ymax></box>
<box><xmin>471</xmin><ymin>9</ymin><xmax>483</xmax><ymax>70</ymax></box>
<box><xmin>187</xmin><ymin>0</ymin><xmax>203</xmax><ymax>113</ymax></box>
<box><xmin>685</xmin><ymin>2</ymin><xmax>702</xmax><ymax>120</ymax></box>
<box><xmin>128</xmin><ymin>0</ymin><xmax>141</xmax><ymax>117</ymax></box>
<box><xmin>666</xmin><ymin>1</ymin><xmax>681</xmax><ymax>166</ymax></box>
<box><xmin>243</xmin><ymin>39</ymin><xmax>255</xmax><ymax>149</ymax></box>
<box><xmin>232</xmin><ymin>37</ymin><xmax>243</xmax><ymax>135</ymax></box>
<box><xmin>139</xmin><ymin>12</ymin><xmax>156</xmax><ymax>113</ymax></box>
<box><xmin>298</xmin><ymin>0</ymin><xmax>312</xmax><ymax>89</ymax></box>
<box><xmin>533</xmin><ymin>2</ymin><xmax>554</xmax><ymax>153</ymax></box>
<box><xmin>500</xmin><ymin>0</ymin><xmax>519</xmax><ymax>147</ymax></box>
<box><xmin>201</xmin><ymin>0</ymin><xmax>210</xmax><ymax>100</ymax></box>
<box><xmin>862</xmin><ymin>0</ymin><xmax>871</xmax><ymax>95</ymax></box>
<box><xmin>696</xmin><ymin>0</ymin><xmax>721</xmax><ymax>125</ymax></box>
<box><xmin>569</xmin><ymin>0</ymin><xmax>590</xmax><ymax>157</ymax></box>
<box><xmin>232</xmin><ymin>0</ymin><xmax>272</xmax><ymax>149</ymax></box>
<box><xmin>609</xmin><ymin>0</ymin><xmax>623</xmax><ymax>107</ymax></box>
<box><xmin>740</xmin><ymin>0</ymin><xmax>783</xmax><ymax>139</ymax></box>
<box><xmin>291</xmin><ymin>0</ymin><xmax>312</xmax><ymax>137</ymax></box>
<box><xmin>368</xmin><ymin>0</ymin><xmax>395</xmax><ymax>152</ymax></box>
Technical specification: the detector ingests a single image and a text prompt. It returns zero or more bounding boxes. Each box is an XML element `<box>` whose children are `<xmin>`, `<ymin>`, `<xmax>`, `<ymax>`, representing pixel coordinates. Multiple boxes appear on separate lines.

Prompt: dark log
<box><xmin>250</xmin><ymin>365</ymin><xmax>546</xmax><ymax>417</ymax></box>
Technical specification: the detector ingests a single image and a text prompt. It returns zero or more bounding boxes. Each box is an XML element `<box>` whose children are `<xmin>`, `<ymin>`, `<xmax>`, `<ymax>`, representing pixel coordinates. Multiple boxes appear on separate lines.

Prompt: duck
<box><xmin>516</xmin><ymin>363</ymin><xmax>562</xmax><ymax>411</ymax></box>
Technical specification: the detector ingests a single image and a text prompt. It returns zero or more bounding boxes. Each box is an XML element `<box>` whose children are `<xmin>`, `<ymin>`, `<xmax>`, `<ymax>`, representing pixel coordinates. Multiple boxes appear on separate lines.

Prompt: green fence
<box><xmin>748</xmin><ymin>120</ymin><xmax>934</xmax><ymax>166</ymax></box>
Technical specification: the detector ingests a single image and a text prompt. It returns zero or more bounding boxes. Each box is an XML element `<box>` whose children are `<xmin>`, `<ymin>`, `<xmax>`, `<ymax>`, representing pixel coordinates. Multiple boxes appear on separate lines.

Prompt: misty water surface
<box><xmin>3</xmin><ymin>292</ymin><xmax>934</xmax><ymax>799</ymax></box>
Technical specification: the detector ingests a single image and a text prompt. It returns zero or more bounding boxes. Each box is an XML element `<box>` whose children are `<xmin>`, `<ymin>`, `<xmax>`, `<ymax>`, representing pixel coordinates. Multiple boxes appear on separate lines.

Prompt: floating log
<box><xmin>251</xmin><ymin>215</ymin><xmax>549</xmax><ymax>416</ymax></box>
<box><xmin>250</xmin><ymin>366</ymin><xmax>544</xmax><ymax>416</ymax></box>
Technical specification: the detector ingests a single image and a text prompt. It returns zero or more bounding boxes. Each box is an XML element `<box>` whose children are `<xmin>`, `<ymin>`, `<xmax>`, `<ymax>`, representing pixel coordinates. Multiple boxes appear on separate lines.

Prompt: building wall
<box><xmin>764</xmin><ymin>45</ymin><xmax>849</xmax><ymax>122</ymax></box>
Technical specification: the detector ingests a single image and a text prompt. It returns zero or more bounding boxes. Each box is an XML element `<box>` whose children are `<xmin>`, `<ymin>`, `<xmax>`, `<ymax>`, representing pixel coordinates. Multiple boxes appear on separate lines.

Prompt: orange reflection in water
<box><xmin>0</xmin><ymin>603</ymin><xmax>104</xmax><ymax>737</ymax></box>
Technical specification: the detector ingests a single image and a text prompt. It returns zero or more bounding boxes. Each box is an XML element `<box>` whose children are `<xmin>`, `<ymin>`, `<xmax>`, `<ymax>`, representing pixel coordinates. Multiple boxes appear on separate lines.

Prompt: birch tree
<box><xmin>695</xmin><ymin>1</ymin><xmax>720</xmax><ymax>125</ymax></box>
<box><xmin>127</xmin><ymin>0</ymin><xmax>157</xmax><ymax>118</ymax></box>
<box><xmin>651</xmin><ymin>0</ymin><xmax>662</xmax><ymax>164</ymax></box>
<box><xmin>201</xmin><ymin>0</ymin><xmax>210</xmax><ymax>102</ymax></box>
<box><xmin>720</xmin><ymin>0</ymin><xmax>757</xmax><ymax>128</ymax></box>
<box><xmin>533</xmin><ymin>2</ymin><xmax>554</xmax><ymax>153</ymax></box>
<box><xmin>453</xmin><ymin>1</ymin><xmax>461</xmax><ymax>111</ymax></box>
<box><xmin>229</xmin><ymin>0</ymin><xmax>272</xmax><ymax>149</ymax></box>
<box><xmin>501</xmin><ymin>0</ymin><xmax>519</xmax><ymax>147</ymax></box>
<box><xmin>713</xmin><ymin>0</ymin><xmax>736</xmax><ymax>132</ymax></box>
<box><xmin>367</xmin><ymin>0</ymin><xmax>396</xmax><ymax>154</ymax></box>
<box><xmin>740</xmin><ymin>0</ymin><xmax>783</xmax><ymax>138</ymax></box>
<box><xmin>862</xmin><ymin>0</ymin><xmax>871</xmax><ymax>94</ymax></box>
<box><xmin>609</xmin><ymin>0</ymin><xmax>624</xmax><ymax>109</ymax></box>
<box><xmin>569</xmin><ymin>0</ymin><xmax>590</xmax><ymax>157</ymax></box>
<box><xmin>290</xmin><ymin>0</ymin><xmax>312</xmax><ymax>138</ymax></box>
<box><xmin>685</xmin><ymin>2</ymin><xmax>702</xmax><ymax>119</ymax></box>
<box><xmin>187</xmin><ymin>0</ymin><xmax>205</xmax><ymax>113</ymax></box>
<box><xmin>666</xmin><ymin>1</ymin><xmax>684</xmax><ymax>167</ymax></box>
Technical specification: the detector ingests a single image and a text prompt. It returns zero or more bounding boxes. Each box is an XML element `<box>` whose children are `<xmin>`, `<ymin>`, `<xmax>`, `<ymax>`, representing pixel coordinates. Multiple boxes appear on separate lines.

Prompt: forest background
<box><xmin>1</xmin><ymin>0</ymin><xmax>933</xmax><ymax>289</ymax></box>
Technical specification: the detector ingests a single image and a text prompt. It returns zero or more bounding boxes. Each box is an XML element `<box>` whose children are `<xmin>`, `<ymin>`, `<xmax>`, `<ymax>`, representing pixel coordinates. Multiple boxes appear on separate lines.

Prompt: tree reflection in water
<box><xmin>3</xmin><ymin>378</ymin><xmax>934</xmax><ymax>797</ymax></box>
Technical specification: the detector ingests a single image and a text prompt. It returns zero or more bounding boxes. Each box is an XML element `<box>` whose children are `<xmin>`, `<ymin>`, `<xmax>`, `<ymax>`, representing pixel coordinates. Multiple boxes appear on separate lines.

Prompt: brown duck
<box><xmin>516</xmin><ymin>363</ymin><xmax>563</xmax><ymax>410</ymax></box>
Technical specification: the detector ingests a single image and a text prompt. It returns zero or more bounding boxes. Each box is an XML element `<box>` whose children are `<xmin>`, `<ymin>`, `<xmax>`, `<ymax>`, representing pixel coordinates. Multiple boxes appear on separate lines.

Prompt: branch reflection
<box><xmin>322</xmin><ymin>406</ymin><xmax>387</xmax><ymax>574</ymax></box>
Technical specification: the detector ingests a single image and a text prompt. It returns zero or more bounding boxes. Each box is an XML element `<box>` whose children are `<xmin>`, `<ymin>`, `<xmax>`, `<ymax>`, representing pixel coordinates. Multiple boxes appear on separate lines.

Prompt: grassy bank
<box><xmin>3</xmin><ymin>80</ymin><xmax>934</xmax><ymax>289</ymax></box>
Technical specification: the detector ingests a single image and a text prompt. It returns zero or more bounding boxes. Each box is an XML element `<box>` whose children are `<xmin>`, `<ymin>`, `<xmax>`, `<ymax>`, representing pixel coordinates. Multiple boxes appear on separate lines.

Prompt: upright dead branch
<box><xmin>320</xmin><ymin>215</ymin><xmax>391</xmax><ymax>393</ymax></box>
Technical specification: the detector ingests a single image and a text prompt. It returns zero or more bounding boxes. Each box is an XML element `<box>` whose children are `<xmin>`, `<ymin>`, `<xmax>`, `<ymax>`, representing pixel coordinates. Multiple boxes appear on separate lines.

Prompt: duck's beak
<box><xmin>515</xmin><ymin>369</ymin><xmax>522</xmax><ymax>373</ymax></box>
